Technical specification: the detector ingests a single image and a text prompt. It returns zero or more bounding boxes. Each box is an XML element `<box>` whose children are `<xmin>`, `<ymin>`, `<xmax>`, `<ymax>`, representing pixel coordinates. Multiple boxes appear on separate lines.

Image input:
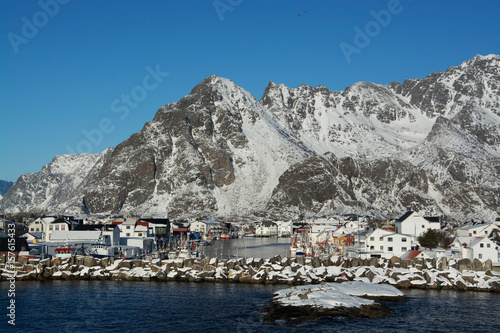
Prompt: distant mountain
<box><xmin>1</xmin><ymin>55</ymin><xmax>499</xmax><ymax>221</ymax></box>
<box><xmin>0</xmin><ymin>180</ymin><xmax>14</xmax><ymax>201</ymax></box>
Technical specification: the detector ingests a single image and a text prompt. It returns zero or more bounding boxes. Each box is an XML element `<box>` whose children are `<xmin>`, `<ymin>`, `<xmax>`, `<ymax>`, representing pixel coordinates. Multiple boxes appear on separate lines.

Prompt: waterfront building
<box><xmin>395</xmin><ymin>211</ymin><xmax>441</xmax><ymax>238</ymax></box>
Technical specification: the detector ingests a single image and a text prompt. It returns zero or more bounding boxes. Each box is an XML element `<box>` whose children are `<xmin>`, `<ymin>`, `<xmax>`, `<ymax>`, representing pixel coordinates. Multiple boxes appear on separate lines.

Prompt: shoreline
<box><xmin>1</xmin><ymin>254</ymin><xmax>499</xmax><ymax>292</ymax></box>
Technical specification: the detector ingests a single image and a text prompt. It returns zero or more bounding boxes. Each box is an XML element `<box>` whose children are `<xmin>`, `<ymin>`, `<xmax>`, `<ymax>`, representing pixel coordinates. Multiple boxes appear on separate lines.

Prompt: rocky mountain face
<box><xmin>0</xmin><ymin>149</ymin><xmax>113</xmax><ymax>214</ymax></box>
<box><xmin>1</xmin><ymin>55</ymin><xmax>499</xmax><ymax>221</ymax></box>
<box><xmin>0</xmin><ymin>180</ymin><xmax>13</xmax><ymax>201</ymax></box>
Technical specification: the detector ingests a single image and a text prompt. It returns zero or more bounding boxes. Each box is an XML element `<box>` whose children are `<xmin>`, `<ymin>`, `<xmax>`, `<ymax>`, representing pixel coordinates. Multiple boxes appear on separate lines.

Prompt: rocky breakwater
<box><xmin>1</xmin><ymin>254</ymin><xmax>499</xmax><ymax>292</ymax></box>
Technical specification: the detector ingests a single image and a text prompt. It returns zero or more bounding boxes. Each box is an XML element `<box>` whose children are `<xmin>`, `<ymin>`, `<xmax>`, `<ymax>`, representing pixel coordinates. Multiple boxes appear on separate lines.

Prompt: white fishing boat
<box><xmin>54</xmin><ymin>246</ymin><xmax>76</xmax><ymax>259</ymax></box>
<box><xmin>88</xmin><ymin>243</ymin><xmax>115</xmax><ymax>258</ymax></box>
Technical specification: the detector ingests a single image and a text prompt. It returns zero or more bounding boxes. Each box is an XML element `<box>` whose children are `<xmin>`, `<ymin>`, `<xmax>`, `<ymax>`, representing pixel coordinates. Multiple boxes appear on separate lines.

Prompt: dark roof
<box><xmin>261</xmin><ymin>221</ymin><xmax>277</xmax><ymax>227</ymax></box>
<box><xmin>138</xmin><ymin>218</ymin><xmax>170</xmax><ymax>225</ymax></box>
<box><xmin>74</xmin><ymin>224</ymin><xmax>118</xmax><ymax>231</ymax></box>
<box><xmin>396</xmin><ymin>211</ymin><xmax>414</xmax><ymax>222</ymax></box>
<box><xmin>74</xmin><ymin>224</ymin><xmax>102</xmax><ymax>231</ymax></box>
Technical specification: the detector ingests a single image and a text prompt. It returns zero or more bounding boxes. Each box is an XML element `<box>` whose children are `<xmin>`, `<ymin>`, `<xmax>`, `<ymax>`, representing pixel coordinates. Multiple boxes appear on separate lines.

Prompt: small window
<box><xmin>473</xmin><ymin>231</ymin><xmax>477</xmax><ymax>234</ymax></box>
<box><xmin>388</xmin><ymin>237</ymin><xmax>393</xmax><ymax>242</ymax></box>
<box><xmin>480</xmin><ymin>243</ymin><xmax>484</xmax><ymax>248</ymax></box>
<box><xmin>370</xmin><ymin>237</ymin><xmax>374</xmax><ymax>241</ymax></box>
<box><xmin>138</xmin><ymin>233</ymin><xmax>142</xmax><ymax>237</ymax></box>
<box><xmin>370</xmin><ymin>246</ymin><xmax>374</xmax><ymax>250</ymax></box>
<box><xmin>36</xmin><ymin>228</ymin><xmax>39</xmax><ymax>232</ymax></box>
<box><xmin>487</xmin><ymin>243</ymin><xmax>491</xmax><ymax>248</ymax></box>
<box><xmin>402</xmin><ymin>247</ymin><xmax>407</xmax><ymax>251</ymax></box>
<box><xmin>55</xmin><ymin>225</ymin><xmax>59</xmax><ymax>231</ymax></box>
<box><xmin>61</xmin><ymin>225</ymin><xmax>65</xmax><ymax>231</ymax></box>
<box><xmin>479</xmin><ymin>254</ymin><xmax>482</xmax><ymax>259</ymax></box>
<box><xmin>379</xmin><ymin>237</ymin><xmax>383</xmax><ymax>241</ymax></box>
<box><xmin>380</xmin><ymin>246</ymin><xmax>383</xmax><ymax>250</ymax></box>
<box><xmin>422</xmin><ymin>225</ymin><xmax>425</xmax><ymax>228</ymax></box>
<box><xmin>126</xmin><ymin>226</ymin><xmax>131</xmax><ymax>230</ymax></box>
<box><xmin>126</xmin><ymin>233</ymin><xmax>130</xmax><ymax>237</ymax></box>
<box><xmin>402</xmin><ymin>237</ymin><xmax>407</xmax><ymax>242</ymax></box>
<box><xmin>49</xmin><ymin>225</ymin><xmax>53</xmax><ymax>231</ymax></box>
<box><xmin>388</xmin><ymin>247</ymin><xmax>393</xmax><ymax>251</ymax></box>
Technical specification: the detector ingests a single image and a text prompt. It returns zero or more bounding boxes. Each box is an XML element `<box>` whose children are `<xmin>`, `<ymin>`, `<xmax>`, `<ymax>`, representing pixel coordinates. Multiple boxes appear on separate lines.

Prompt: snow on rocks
<box><xmin>1</xmin><ymin>254</ymin><xmax>500</xmax><ymax>292</ymax></box>
<box><xmin>264</xmin><ymin>282</ymin><xmax>403</xmax><ymax>324</ymax></box>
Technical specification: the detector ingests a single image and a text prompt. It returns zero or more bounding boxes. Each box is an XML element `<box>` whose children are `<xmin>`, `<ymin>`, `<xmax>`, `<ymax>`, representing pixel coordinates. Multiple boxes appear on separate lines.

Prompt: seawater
<box><xmin>2</xmin><ymin>238</ymin><xmax>500</xmax><ymax>332</ymax></box>
<box><xmin>203</xmin><ymin>237</ymin><xmax>291</xmax><ymax>259</ymax></box>
<box><xmin>1</xmin><ymin>281</ymin><xmax>500</xmax><ymax>332</ymax></box>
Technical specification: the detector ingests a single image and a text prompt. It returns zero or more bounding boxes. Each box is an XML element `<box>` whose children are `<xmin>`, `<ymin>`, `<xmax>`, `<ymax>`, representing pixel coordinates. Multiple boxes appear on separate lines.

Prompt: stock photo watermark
<box><xmin>7</xmin><ymin>0</ymin><xmax>71</xmax><ymax>54</ymax></box>
<box><xmin>6</xmin><ymin>223</ymin><xmax>17</xmax><ymax>326</ymax></box>
<box><xmin>339</xmin><ymin>0</ymin><xmax>407</xmax><ymax>64</ymax></box>
<box><xmin>213</xmin><ymin>0</ymin><xmax>243</xmax><ymax>21</ymax></box>
<box><xmin>65</xmin><ymin>64</ymin><xmax>169</xmax><ymax>155</ymax></box>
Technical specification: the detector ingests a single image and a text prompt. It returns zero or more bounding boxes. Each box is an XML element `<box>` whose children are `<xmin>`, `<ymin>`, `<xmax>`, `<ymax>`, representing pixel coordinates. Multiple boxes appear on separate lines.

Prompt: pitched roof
<box><xmin>396</xmin><ymin>211</ymin><xmax>414</xmax><ymax>222</ymax></box>
<box><xmin>400</xmin><ymin>250</ymin><xmax>422</xmax><ymax>260</ymax></box>
<box><xmin>50</xmin><ymin>230</ymin><xmax>101</xmax><ymax>241</ymax></box>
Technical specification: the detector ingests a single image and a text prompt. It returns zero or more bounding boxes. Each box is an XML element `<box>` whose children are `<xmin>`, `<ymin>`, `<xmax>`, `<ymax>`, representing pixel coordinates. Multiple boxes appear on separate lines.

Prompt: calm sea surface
<box><xmin>2</xmin><ymin>239</ymin><xmax>499</xmax><ymax>332</ymax></box>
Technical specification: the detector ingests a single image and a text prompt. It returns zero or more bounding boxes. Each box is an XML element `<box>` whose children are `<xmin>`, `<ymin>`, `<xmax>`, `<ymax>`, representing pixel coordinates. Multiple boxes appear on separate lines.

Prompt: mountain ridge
<box><xmin>2</xmin><ymin>55</ymin><xmax>499</xmax><ymax>221</ymax></box>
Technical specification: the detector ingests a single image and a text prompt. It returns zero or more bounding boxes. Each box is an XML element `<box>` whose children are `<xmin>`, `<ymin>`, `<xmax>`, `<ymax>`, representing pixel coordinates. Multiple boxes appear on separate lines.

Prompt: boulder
<box><xmin>457</xmin><ymin>259</ymin><xmax>472</xmax><ymax>272</ymax></box>
<box><xmin>368</xmin><ymin>257</ymin><xmax>379</xmax><ymax>268</ymax></box>
<box><xmin>437</xmin><ymin>257</ymin><xmax>448</xmax><ymax>271</ymax></box>
<box><xmin>389</xmin><ymin>256</ymin><xmax>401</xmax><ymax>268</ymax></box>
<box><xmin>472</xmin><ymin>258</ymin><xmax>483</xmax><ymax>271</ymax></box>
<box><xmin>483</xmin><ymin>259</ymin><xmax>492</xmax><ymax>271</ymax></box>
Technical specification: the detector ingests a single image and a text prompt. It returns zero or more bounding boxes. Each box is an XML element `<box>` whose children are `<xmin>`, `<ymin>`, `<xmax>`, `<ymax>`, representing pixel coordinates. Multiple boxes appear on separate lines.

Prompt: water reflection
<box><xmin>203</xmin><ymin>237</ymin><xmax>291</xmax><ymax>259</ymax></box>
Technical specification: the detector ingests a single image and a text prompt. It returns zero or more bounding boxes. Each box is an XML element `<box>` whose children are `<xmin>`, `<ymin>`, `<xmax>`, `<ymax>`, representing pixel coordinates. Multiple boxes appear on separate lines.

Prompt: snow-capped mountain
<box><xmin>1</xmin><ymin>55</ymin><xmax>499</xmax><ymax>221</ymax></box>
<box><xmin>0</xmin><ymin>149</ymin><xmax>113</xmax><ymax>214</ymax></box>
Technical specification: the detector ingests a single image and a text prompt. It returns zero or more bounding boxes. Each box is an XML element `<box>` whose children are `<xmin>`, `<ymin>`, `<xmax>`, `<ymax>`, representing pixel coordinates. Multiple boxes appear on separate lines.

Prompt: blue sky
<box><xmin>1</xmin><ymin>0</ymin><xmax>499</xmax><ymax>182</ymax></box>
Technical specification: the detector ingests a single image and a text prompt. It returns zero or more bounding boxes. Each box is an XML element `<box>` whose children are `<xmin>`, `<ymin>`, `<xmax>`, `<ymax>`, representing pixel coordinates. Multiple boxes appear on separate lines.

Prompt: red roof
<box><xmin>400</xmin><ymin>250</ymin><xmax>422</xmax><ymax>260</ymax></box>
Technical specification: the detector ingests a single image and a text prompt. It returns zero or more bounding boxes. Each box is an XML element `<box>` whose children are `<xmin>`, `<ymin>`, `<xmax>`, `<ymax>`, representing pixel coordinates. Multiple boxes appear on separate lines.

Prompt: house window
<box><xmin>422</xmin><ymin>225</ymin><xmax>425</xmax><ymax>229</ymax></box>
<box><xmin>402</xmin><ymin>247</ymin><xmax>407</xmax><ymax>251</ymax></box>
<box><xmin>402</xmin><ymin>237</ymin><xmax>407</xmax><ymax>242</ymax></box>
<box><xmin>36</xmin><ymin>228</ymin><xmax>39</xmax><ymax>232</ymax></box>
<box><xmin>388</xmin><ymin>247</ymin><xmax>393</xmax><ymax>251</ymax></box>
<box><xmin>388</xmin><ymin>237</ymin><xmax>393</xmax><ymax>242</ymax></box>
<box><xmin>380</xmin><ymin>246</ymin><xmax>383</xmax><ymax>250</ymax></box>
<box><xmin>479</xmin><ymin>254</ymin><xmax>482</xmax><ymax>259</ymax></box>
<box><xmin>138</xmin><ymin>233</ymin><xmax>142</xmax><ymax>237</ymax></box>
<box><xmin>473</xmin><ymin>231</ymin><xmax>477</xmax><ymax>234</ymax></box>
<box><xmin>370</xmin><ymin>246</ymin><xmax>374</xmax><ymax>250</ymax></box>
<box><xmin>49</xmin><ymin>225</ymin><xmax>53</xmax><ymax>231</ymax></box>
<box><xmin>487</xmin><ymin>244</ymin><xmax>491</xmax><ymax>248</ymax></box>
<box><xmin>379</xmin><ymin>237</ymin><xmax>383</xmax><ymax>241</ymax></box>
<box><xmin>55</xmin><ymin>225</ymin><xmax>59</xmax><ymax>231</ymax></box>
<box><xmin>480</xmin><ymin>243</ymin><xmax>484</xmax><ymax>248</ymax></box>
<box><xmin>126</xmin><ymin>226</ymin><xmax>131</xmax><ymax>230</ymax></box>
<box><xmin>61</xmin><ymin>225</ymin><xmax>65</xmax><ymax>231</ymax></box>
<box><xmin>126</xmin><ymin>233</ymin><xmax>130</xmax><ymax>237</ymax></box>
<box><xmin>370</xmin><ymin>237</ymin><xmax>374</xmax><ymax>241</ymax></box>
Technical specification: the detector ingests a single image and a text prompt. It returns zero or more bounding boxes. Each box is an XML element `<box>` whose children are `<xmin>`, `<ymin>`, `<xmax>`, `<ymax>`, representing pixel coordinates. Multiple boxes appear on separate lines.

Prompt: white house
<box><xmin>381</xmin><ymin>233</ymin><xmax>415</xmax><ymax>258</ymax></box>
<box><xmin>275</xmin><ymin>221</ymin><xmax>292</xmax><ymax>237</ymax></box>
<box><xmin>255</xmin><ymin>221</ymin><xmax>278</xmax><ymax>237</ymax></box>
<box><xmin>456</xmin><ymin>222</ymin><xmax>497</xmax><ymax>238</ymax></box>
<box><xmin>455</xmin><ymin>237</ymin><xmax>499</xmax><ymax>263</ymax></box>
<box><xmin>43</xmin><ymin>217</ymin><xmax>77</xmax><ymax>242</ymax></box>
<box><xmin>395</xmin><ymin>211</ymin><xmax>440</xmax><ymax>238</ymax></box>
<box><xmin>365</xmin><ymin>228</ymin><xmax>394</xmax><ymax>252</ymax></box>
<box><xmin>190</xmin><ymin>220</ymin><xmax>221</xmax><ymax>235</ymax></box>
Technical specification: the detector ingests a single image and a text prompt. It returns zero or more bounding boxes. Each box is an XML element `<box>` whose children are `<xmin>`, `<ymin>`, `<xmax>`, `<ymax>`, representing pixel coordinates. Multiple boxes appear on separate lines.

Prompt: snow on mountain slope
<box><xmin>0</xmin><ymin>148</ymin><xmax>113</xmax><ymax>214</ymax></box>
<box><xmin>82</xmin><ymin>75</ymin><xmax>311</xmax><ymax>217</ymax></box>
<box><xmin>1</xmin><ymin>55</ymin><xmax>499</xmax><ymax>221</ymax></box>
